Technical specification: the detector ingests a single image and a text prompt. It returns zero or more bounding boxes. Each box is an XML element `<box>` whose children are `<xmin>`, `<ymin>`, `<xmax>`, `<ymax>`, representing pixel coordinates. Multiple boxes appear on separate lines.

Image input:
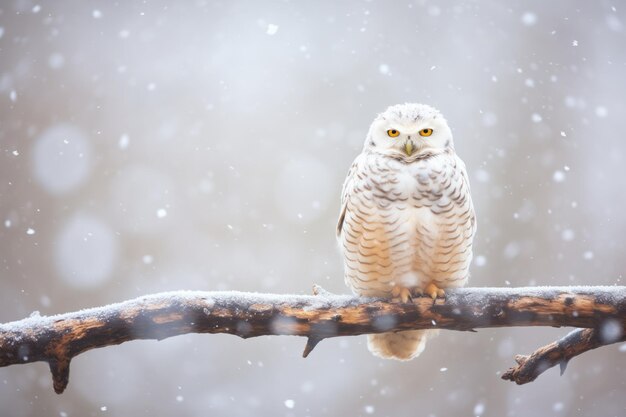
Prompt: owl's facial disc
<box><xmin>365</xmin><ymin>103</ymin><xmax>454</xmax><ymax>159</ymax></box>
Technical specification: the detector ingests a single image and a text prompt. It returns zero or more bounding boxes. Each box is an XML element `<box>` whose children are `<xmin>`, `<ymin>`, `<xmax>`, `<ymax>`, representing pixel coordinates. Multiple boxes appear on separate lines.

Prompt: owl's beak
<box><xmin>404</xmin><ymin>140</ymin><xmax>414</xmax><ymax>156</ymax></box>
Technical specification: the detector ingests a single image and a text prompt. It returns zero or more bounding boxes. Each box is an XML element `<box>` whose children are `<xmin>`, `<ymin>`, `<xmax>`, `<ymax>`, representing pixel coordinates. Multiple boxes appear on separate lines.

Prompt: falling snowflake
<box><xmin>266</xmin><ymin>24</ymin><xmax>279</xmax><ymax>35</ymax></box>
<box><xmin>521</xmin><ymin>12</ymin><xmax>537</xmax><ymax>26</ymax></box>
<box><xmin>473</xmin><ymin>402</ymin><xmax>485</xmax><ymax>416</ymax></box>
<box><xmin>552</xmin><ymin>170</ymin><xmax>565</xmax><ymax>183</ymax></box>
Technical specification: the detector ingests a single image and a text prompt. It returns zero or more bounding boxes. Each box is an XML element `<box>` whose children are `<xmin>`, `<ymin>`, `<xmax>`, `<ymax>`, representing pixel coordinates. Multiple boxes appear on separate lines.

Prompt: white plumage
<box><xmin>337</xmin><ymin>103</ymin><xmax>476</xmax><ymax>360</ymax></box>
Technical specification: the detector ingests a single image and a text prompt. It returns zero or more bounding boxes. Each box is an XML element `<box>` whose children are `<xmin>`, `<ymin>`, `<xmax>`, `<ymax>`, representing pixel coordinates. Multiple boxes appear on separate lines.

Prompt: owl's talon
<box><xmin>391</xmin><ymin>286</ymin><xmax>412</xmax><ymax>303</ymax></box>
<box><xmin>425</xmin><ymin>283</ymin><xmax>445</xmax><ymax>300</ymax></box>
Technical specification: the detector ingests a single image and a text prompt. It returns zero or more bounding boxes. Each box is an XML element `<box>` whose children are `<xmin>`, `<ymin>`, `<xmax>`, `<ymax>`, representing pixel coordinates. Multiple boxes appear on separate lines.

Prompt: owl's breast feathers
<box><xmin>338</xmin><ymin>150</ymin><xmax>476</xmax><ymax>297</ymax></box>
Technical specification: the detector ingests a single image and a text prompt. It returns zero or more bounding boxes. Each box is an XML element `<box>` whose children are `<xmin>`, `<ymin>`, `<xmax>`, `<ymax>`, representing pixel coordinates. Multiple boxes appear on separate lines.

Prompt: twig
<box><xmin>501</xmin><ymin>327</ymin><xmax>626</xmax><ymax>384</ymax></box>
<box><xmin>0</xmin><ymin>286</ymin><xmax>624</xmax><ymax>393</ymax></box>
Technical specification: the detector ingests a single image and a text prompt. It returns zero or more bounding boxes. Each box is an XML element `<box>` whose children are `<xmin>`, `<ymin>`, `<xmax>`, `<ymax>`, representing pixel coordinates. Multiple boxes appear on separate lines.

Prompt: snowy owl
<box><xmin>337</xmin><ymin>103</ymin><xmax>476</xmax><ymax>360</ymax></box>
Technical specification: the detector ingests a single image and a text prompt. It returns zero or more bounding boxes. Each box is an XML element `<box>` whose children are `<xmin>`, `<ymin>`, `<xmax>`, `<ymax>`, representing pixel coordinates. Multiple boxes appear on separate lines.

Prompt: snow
<box><xmin>1</xmin><ymin>3</ymin><xmax>625</xmax><ymax>415</ymax></box>
<box><xmin>473</xmin><ymin>402</ymin><xmax>485</xmax><ymax>415</ymax></box>
<box><xmin>599</xmin><ymin>319</ymin><xmax>622</xmax><ymax>343</ymax></box>
<box><xmin>428</xmin><ymin>6</ymin><xmax>441</xmax><ymax>17</ymax></box>
<box><xmin>521</xmin><ymin>12</ymin><xmax>537</xmax><ymax>26</ymax></box>
<box><xmin>481</xmin><ymin>112</ymin><xmax>497</xmax><ymax>127</ymax></box>
<box><xmin>109</xmin><ymin>166</ymin><xmax>175</xmax><ymax>234</ymax></box>
<box><xmin>2</xmin><ymin>286</ymin><xmax>623</xmax><ymax>339</ymax></box>
<box><xmin>606</xmin><ymin>15</ymin><xmax>623</xmax><ymax>32</ymax></box>
<box><xmin>283</xmin><ymin>399</ymin><xmax>295</xmax><ymax>409</ymax></box>
<box><xmin>497</xmin><ymin>338</ymin><xmax>515</xmax><ymax>357</ymax></box>
<box><xmin>55</xmin><ymin>214</ymin><xmax>118</xmax><ymax>288</ymax></box>
<box><xmin>33</xmin><ymin>124</ymin><xmax>92</xmax><ymax>195</ymax></box>
<box><xmin>40</xmin><ymin>295</ymin><xmax>51</xmax><ymax>307</ymax></box>
<box><xmin>299</xmin><ymin>381</ymin><xmax>314</xmax><ymax>393</ymax></box>
<box><xmin>552</xmin><ymin>170</ymin><xmax>565</xmax><ymax>182</ymax></box>
<box><xmin>595</xmin><ymin>106</ymin><xmax>608</xmax><ymax>118</ymax></box>
<box><xmin>274</xmin><ymin>156</ymin><xmax>333</xmax><ymax>223</ymax></box>
<box><xmin>48</xmin><ymin>53</ymin><xmax>65</xmax><ymax>69</ymax></box>
<box><xmin>474</xmin><ymin>255</ymin><xmax>487</xmax><ymax>267</ymax></box>
<box><xmin>266</xmin><ymin>24</ymin><xmax>279</xmax><ymax>35</ymax></box>
<box><xmin>448</xmin><ymin>286</ymin><xmax>626</xmax><ymax>314</ymax></box>
<box><xmin>503</xmin><ymin>242</ymin><xmax>520</xmax><ymax>259</ymax></box>
<box><xmin>561</xmin><ymin>229</ymin><xmax>575</xmax><ymax>242</ymax></box>
<box><xmin>474</xmin><ymin>168</ymin><xmax>490</xmax><ymax>183</ymax></box>
<box><xmin>118</xmin><ymin>134</ymin><xmax>130</xmax><ymax>149</ymax></box>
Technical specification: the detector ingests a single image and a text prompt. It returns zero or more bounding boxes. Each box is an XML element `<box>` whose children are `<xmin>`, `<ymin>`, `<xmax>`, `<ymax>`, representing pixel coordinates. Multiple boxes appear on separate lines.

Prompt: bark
<box><xmin>0</xmin><ymin>286</ymin><xmax>624</xmax><ymax>394</ymax></box>
<box><xmin>501</xmin><ymin>327</ymin><xmax>626</xmax><ymax>384</ymax></box>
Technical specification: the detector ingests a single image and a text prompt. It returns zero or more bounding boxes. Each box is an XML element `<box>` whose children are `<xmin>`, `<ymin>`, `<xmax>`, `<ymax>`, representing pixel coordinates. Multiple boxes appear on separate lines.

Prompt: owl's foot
<box><xmin>391</xmin><ymin>285</ymin><xmax>412</xmax><ymax>303</ymax></box>
<box><xmin>424</xmin><ymin>282</ymin><xmax>445</xmax><ymax>300</ymax></box>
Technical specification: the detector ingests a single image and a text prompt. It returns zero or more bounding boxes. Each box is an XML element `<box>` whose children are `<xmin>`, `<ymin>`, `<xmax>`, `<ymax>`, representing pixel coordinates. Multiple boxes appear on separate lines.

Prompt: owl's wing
<box><xmin>336</xmin><ymin>158</ymin><xmax>359</xmax><ymax>239</ymax></box>
<box><xmin>455</xmin><ymin>155</ymin><xmax>477</xmax><ymax>234</ymax></box>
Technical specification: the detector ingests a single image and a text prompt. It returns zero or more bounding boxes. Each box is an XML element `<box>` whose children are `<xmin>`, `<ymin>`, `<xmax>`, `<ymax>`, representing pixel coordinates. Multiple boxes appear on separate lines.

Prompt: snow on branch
<box><xmin>0</xmin><ymin>286</ymin><xmax>625</xmax><ymax>393</ymax></box>
<box><xmin>501</xmin><ymin>327</ymin><xmax>625</xmax><ymax>384</ymax></box>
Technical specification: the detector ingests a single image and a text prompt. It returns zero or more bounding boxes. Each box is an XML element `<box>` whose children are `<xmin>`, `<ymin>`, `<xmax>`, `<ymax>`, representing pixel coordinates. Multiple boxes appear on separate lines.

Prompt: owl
<box><xmin>337</xmin><ymin>103</ymin><xmax>476</xmax><ymax>360</ymax></box>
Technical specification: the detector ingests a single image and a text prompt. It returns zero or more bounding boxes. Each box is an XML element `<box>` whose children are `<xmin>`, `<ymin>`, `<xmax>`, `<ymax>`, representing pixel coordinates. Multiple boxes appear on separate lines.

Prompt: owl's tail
<box><xmin>367</xmin><ymin>330</ymin><xmax>438</xmax><ymax>360</ymax></box>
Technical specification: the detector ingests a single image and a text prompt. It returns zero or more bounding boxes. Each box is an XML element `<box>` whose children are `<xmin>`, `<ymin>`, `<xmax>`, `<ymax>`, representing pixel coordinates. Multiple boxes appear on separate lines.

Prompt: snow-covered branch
<box><xmin>501</xmin><ymin>327</ymin><xmax>626</xmax><ymax>384</ymax></box>
<box><xmin>0</xmin><ymin>286</ymin><xmax>624</xmax><ymax>394</ymax></box>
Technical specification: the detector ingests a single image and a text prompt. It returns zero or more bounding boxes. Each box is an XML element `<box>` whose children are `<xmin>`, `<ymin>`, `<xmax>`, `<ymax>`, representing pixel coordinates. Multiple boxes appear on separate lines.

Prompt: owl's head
<box><xmin>364</xmin><ymin>103</ymin><xmax>453</xmax><ymax>159</ymax></box>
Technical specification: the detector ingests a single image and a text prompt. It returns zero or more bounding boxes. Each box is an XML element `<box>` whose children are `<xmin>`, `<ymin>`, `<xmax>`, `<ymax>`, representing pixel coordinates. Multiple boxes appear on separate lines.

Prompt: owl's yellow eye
<box><xmin>419</xmin><ymin>128</ymin><xmax>433</xmax><ymax>137</ymax></box>
<box><xmin>387</xmin><ymin>129</ymin><xmax>400</xmax><ymax>137</ymax></box>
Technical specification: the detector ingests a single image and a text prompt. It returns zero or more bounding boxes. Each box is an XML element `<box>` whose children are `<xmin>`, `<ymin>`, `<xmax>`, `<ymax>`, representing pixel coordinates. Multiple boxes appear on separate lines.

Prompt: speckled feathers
<box><xmin>337</xmin><ymin>103</ymin><xmax>476</xmax><ymax>360</ymax></box>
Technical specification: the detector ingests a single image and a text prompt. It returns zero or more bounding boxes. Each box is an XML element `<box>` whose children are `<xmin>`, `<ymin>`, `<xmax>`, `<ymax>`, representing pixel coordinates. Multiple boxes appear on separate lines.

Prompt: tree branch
<box><xmin>1</xmin><ymin>286</ymin><xmax>624</xmax><ymax>393</ymax></box>
<box><xmin>501</xmin><ymin>327</ymin><xmax>626</xmax><ymax>384</ymax></box>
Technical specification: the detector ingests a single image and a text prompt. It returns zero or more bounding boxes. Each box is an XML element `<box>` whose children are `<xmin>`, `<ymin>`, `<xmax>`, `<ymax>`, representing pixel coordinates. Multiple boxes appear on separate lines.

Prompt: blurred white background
<box><xmin>1</xmin><ymin>1</ymin><xmax>625</xmax><ymax>416</ymax></box>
